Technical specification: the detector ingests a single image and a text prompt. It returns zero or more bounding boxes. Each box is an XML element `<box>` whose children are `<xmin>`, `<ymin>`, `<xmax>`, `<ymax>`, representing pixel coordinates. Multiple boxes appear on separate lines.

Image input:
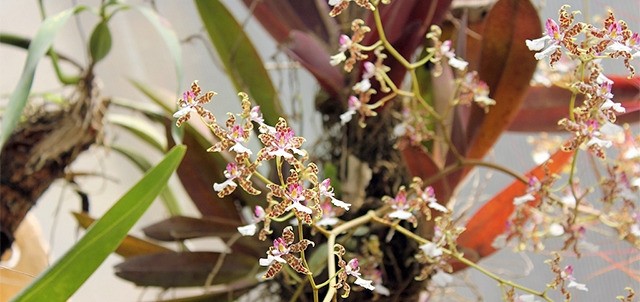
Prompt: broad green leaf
<box><xmin>107</xmin><ymin>114</ymin><xmax>167</xmax><ymax>151</ymax></box>
<box><xmin>12</xmin><ymin>145</ymin><xmax>186</xmax><ymax>301</ymax></box>
<box><xmin>88</xmin><ymin>21</ymin><xmax>112</xmax><ymax>63</ymax></box>
<box><xmin>112</xmin><ymin>145</ymin><xmax>182</xmax><ymax>216</ymax></box>
<box><xmin>194</xmin><ymin>0</ymin><xmax>283</xmax><ymax>126</ymax></box>
<box><xmin>0</xmin><ymin>5</ymin><xmax>87</xmax><ymax>150</ymax></box>
<box><xmin>72</xmin><ymin>212</ymin><xmax>172</xmax><ymax>258</ymax></box>
<box><xmin>134</xmin><ymin>6</ymin><xmax>183</xmax><ymax>93</ymax></box>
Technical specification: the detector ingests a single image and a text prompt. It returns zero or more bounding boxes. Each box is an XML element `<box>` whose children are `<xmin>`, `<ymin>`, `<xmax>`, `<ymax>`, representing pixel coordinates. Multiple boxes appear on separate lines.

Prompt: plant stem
<box><xmin>322</xmin><ymin>211</ymin><xmax>376</xmax><ymax>302</ymax></box>
<box><xmin>370</xmin><ymin>214</ymin><xmax>552</xmax><ymax>302</ymax></box>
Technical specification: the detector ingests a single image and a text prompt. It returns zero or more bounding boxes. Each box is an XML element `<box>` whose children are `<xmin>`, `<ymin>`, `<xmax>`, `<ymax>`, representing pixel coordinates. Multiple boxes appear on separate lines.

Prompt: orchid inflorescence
<box><xmin>170</xmin><ymin>0</ymin><xmax>639</xmax><ymax>301</ymax></box>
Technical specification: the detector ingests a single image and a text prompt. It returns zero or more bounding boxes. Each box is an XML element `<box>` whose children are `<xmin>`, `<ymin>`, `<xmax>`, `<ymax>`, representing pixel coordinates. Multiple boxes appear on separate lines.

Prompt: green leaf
<box><xmin>194</xmin><ymin>0</ymin><xmax>283</xmax><ymax>126</ymax></box>
<box><xmin>88</xmin><ymin>21</ymin><xmax>112</xmax><ymax>63</ymax></box>
<box><xmin>107</xmin><ymin>114</ymin><xmax>167</xmax><ymax>151</ymax></box>
<box><xmin>112</xmin><ymin>145</ymin><xmax>182</xmax><ymax>216</ymax></box>
<box><xmin>72</xmin><ymin>212</ymin><xmax>173</xmax><ymax>258</ymax></box>
<box><xmin>134</xmin><ymin>6</ymin><xmax>183</xmax><ymax>92</ymax></box>
<box><xmin>110</xmin><ymin>97</ymin><xmax>167</xmax><ymax>120</ymax></box>
<box><xmin>0</xmin><ymin>5</ymin><xmax>87</xmax><ymax>150</ymax></box>
<box><xmin>11</xmin><ymin>145</ymin><xmax>186</xmax><ymax>301</ymax></box>
<box><xmin>307</xmin><ymin>243</ymin><xmax>328</xmax><ymax>277</ymax></box>
<box><xmin>128</xmin><ymin>79</ymin><xmax>174</xmax><ymax>113</ymax></box>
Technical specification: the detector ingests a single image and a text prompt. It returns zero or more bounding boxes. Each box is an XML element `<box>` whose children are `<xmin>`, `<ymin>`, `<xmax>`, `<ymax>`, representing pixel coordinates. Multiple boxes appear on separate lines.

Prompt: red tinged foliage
<box><xmin>465</xmin><ymin>0</ymin><xmax>542</xmax><ymax>161</ymax></box>
<box><xmin>511</xmin><ymin>76</ymin><xmax>640</xmax><ymax>132</ymax></box>
<box><xmin>456</xmin><ymin>148</ymin><xmax>574</xmax><ymax>265</ymax></box>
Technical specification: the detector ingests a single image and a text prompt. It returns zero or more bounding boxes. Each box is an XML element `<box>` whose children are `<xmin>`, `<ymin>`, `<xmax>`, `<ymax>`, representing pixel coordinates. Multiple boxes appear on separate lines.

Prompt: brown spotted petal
<box><xmin>283</xmin><ymin>254</ymin><xmax>310</xmax><ymax>275</ymax></box>
<box><xmin>263</xmin><ymin>262</ymin><xmax>284</xmax><ymax>279</ymax></box>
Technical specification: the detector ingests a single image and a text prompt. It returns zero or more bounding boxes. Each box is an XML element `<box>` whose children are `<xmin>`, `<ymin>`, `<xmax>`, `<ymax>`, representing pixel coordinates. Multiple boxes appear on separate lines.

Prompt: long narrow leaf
<box><xmin>108</xmin><ymin>114</ymin><xmax>167</xmax><ymax>152</ymax></box>
<box><xmin>195</xmin><ymin>0</ymin><xmax>283</xmax><ymax>125</ymax></box>
<box><xmin>456</xmin><ymin>148</ymin><xmax>574</xmax><ymax>262</ymax></box>
<box><xmin>134</xmin><ymin>6</ymin><xmax>183</xmax><ymax>92</ymax></box>
<box><xmin>12</xmin><ymin>145</ymin><xmax>186</xmax><ymax>301</ymax></box>
<box><xmin>464</xmin><ymin>0</ymin><xmax>541</xmax><ymax>160</ymax></box>
<box><xmin>0</xmin><ymin>5</ymin><xmax>87</xmax><ymax>150</ymax></box>
<box><xmin>72</xmin><ymin>212</ymin><xmax>172</xmax><ymax>258</ymax></box>
<box><xmin>112</xmin><ymin>145</ymin><xmax>182</xmax><ymax>216</ymax></box>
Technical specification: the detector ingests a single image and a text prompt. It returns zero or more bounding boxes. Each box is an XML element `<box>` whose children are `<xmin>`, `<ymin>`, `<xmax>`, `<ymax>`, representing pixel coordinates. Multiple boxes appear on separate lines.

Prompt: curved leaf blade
<box><xmin>114</xmin><ymin>251</ymin><xmax>256</xmax><ymax>287</ymax></box>
<box><xmin>142</xmin><ymin>216</ymin><xmax>241</xmax><ymax>241</ymax></box>
<box><xmin>134</xmin><ymin>6</ymin><xmax>183</xmax><ymax>92</ymax></box>
<box><xmin>72</xmin><ymin>212</ymin><xmax>172</xmax><ymax>258</ymax></box>
<box><xmin>108</xmin><ymin>114</ymin><xmax>167</xmax><ymax>152</ymax></box>
<box><xmin>510</xmin><ymin>76</ymin><xmax>640</xmax><ymax>132</ymax></box>
<box><xmin>112</xmin><ymin>145</ymin><xmax>182</xmax><ymax>216</ymax></box>
<box><xmin>456</xmin><ymin>148</ymin><xmax>574</xmax><ymax>263</ymax></box>
<box><xmin>12</xmin><ymin>145</ymin><xmax>186</xmax><ymax>301</ymax></box>
<box><xmin>465</xmin><ymin>0</ymin><xmax>541</xmax><ymax>160</ymax></box>
<box><xmin>194</xmin><ymin>0</ymin><xmax>283</xmax><ymax>125</ymax></box>
<box><xmin>0</xmin><ymin>5</ymin><xmax>87</xmax><ymax>150</ymax></box>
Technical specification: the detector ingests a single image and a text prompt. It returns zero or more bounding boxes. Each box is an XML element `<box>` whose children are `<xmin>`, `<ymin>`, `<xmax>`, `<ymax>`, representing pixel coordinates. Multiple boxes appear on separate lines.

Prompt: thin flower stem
<box><xmin>568</xmin><ymin>61</ymin><xmax>586</xmax><ymax>122</ymax></box>
<box><xmin>370</xmin><ymin>214</ymin><xmax>552</xmax><ymax>302</ymax></box>
<box><xmin>359</xmin><ymin>40</ymin><xmax>383</xmax><ymax>51</ymax></box>
<box><xmin>322</xmin><ymin>211</ymin><xmax>376</xmax><ymax>302</ymax></box>
<box><xmin>373</xmin><ymin>8</ymin><xmax>412</xmax><ymax>69</ymax></box>
<box><xmin>297</xmin><ymin>219</ymin><xmax>319</xmax><ymax>302</ymax></box>
<box><xmin>421</xmin><ymin>158</ymin><xmax>529</xmax><ymax>188</ymax></box>
<box><xmin>410</xmin><ymin>52</ymin><xmax>435</xmax><ymax>69</ymax></box>
<box><xmin>568</xmin><ymin>150</ymin><xmax>581</xmax><ymax>226</ymax></box>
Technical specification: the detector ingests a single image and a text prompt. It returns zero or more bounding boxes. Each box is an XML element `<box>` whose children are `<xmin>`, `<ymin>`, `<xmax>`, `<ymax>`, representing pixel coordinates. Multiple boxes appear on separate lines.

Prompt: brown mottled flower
<box><xmin>259</xmin><ymin>226</ymin><xmax>314</xmax><ymax>279</ymax></box>
<box><xmin>173</xmin><ymin>81</ymin><xmax>216</xmax><ymax>127</ymax></box>
<box><xmin>330</xmin><ymin>19</ymin><xmax>371</xmax><ymax>72</ymax></box>
<box><xmin>333</xmin><ymin>244</ymin><xmax>375</xmax><ymax>298</ymax></box>
<box><xmin>328</xmin><ymin>0</ymin><xmax>375</xmax><ymax>18</ymax></box>
<box><xmin>257</xmin><ymin>118</ymin><xmax>306</xmax><ymax>162</ymax></box>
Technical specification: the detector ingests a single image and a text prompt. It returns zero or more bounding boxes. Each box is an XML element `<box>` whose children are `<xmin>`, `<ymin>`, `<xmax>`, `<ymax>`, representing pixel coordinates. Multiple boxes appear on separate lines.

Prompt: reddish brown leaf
<box><xmin>72</xmin><ymin>212</ymin><xmax>172</xmax><ymax>258</ymax></box>
<box><xmin>509</xmin><ymin>76</ymin><xmax>640</xmax><ymax>132</ymax></box>
<box><xmin>456</xmin><ymin>148</ymin><xmax>574</xmax><ymax>263</ymax></box>
<box><xmin>171</xmin><ymin>122</ymin><xmax>265</xmax><ymax>219</ymax></box>
<box><xmin>287</xmin><ymin>30</ymin><xmax>345</xmax><ymax>96</ymax></box>
<box><xmin>399</xmin><ymin>143</ymin><xmax>453</xmax><ymax>204</ymax></box>
<box><xmin>142</xmin><ymin>216</ymin><xmax>242</xmax><ymax>241</ymax></box>
<box><xmin>177</xmin><ymin>125</ymin><xmax>241</xmax><ymax>219</ymax></box>
<box><xmin>465</xmin><ymin>0</ymin><xmax>541</xmax><ymax>160</ymax></box>
<box><xmin>242</xmin><ymin>0</ymin><xmax>334</xmax><ymax>44</ymax></box>
<box><xmin>114</xmin><ymin>251</ymin><xmax>256</xmax><ymax>287</ymax></box>
<box><xmin>362</xmin><ymin>0</ymin><xmax>453</xmax><ymax>102</ymax></box>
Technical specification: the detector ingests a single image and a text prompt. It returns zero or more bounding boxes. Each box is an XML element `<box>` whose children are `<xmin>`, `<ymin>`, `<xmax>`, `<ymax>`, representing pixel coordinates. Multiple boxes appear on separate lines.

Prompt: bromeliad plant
<box><xmin>156</xmin><ymin>1</ymin><xmax>639</xmax><ymax>301</ymax></box>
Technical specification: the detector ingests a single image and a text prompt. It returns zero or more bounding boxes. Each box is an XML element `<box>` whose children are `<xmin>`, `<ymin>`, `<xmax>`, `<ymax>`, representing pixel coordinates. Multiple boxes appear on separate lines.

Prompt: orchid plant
<box><xmin>3</xmin><ymin>0</ymin><xmax>638</xmax><ymax>301</ymax></box>
<box><xmin>163</xmin><ymin>1</ymin><xmax>639</xmax><ymax>301</ymax></box>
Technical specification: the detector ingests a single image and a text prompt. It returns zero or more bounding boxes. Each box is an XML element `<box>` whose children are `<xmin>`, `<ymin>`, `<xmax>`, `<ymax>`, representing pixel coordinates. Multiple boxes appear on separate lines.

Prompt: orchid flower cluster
<box><xmin>526</xmin><ymin>6</ymin><xmax>638</xmax><ymax>159</ymax></box>
<box><xmin>500</xmin><ymin>6</ymin><xmax>640</xmax><ymax>255</ymax></box>
<box><xmin>169</xmin><ymin>1</ymin><xmax>640</xmax><ymax>301</ymax></box>
<box><xmin>173</xmin><ymin>81</ymin><xmax>378</xmax><ymax>299</ymax></box>
<box><xmin>329</xmin><ymin>8</ymin><xmax>495</xmax><ymax>134</ymax></box>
